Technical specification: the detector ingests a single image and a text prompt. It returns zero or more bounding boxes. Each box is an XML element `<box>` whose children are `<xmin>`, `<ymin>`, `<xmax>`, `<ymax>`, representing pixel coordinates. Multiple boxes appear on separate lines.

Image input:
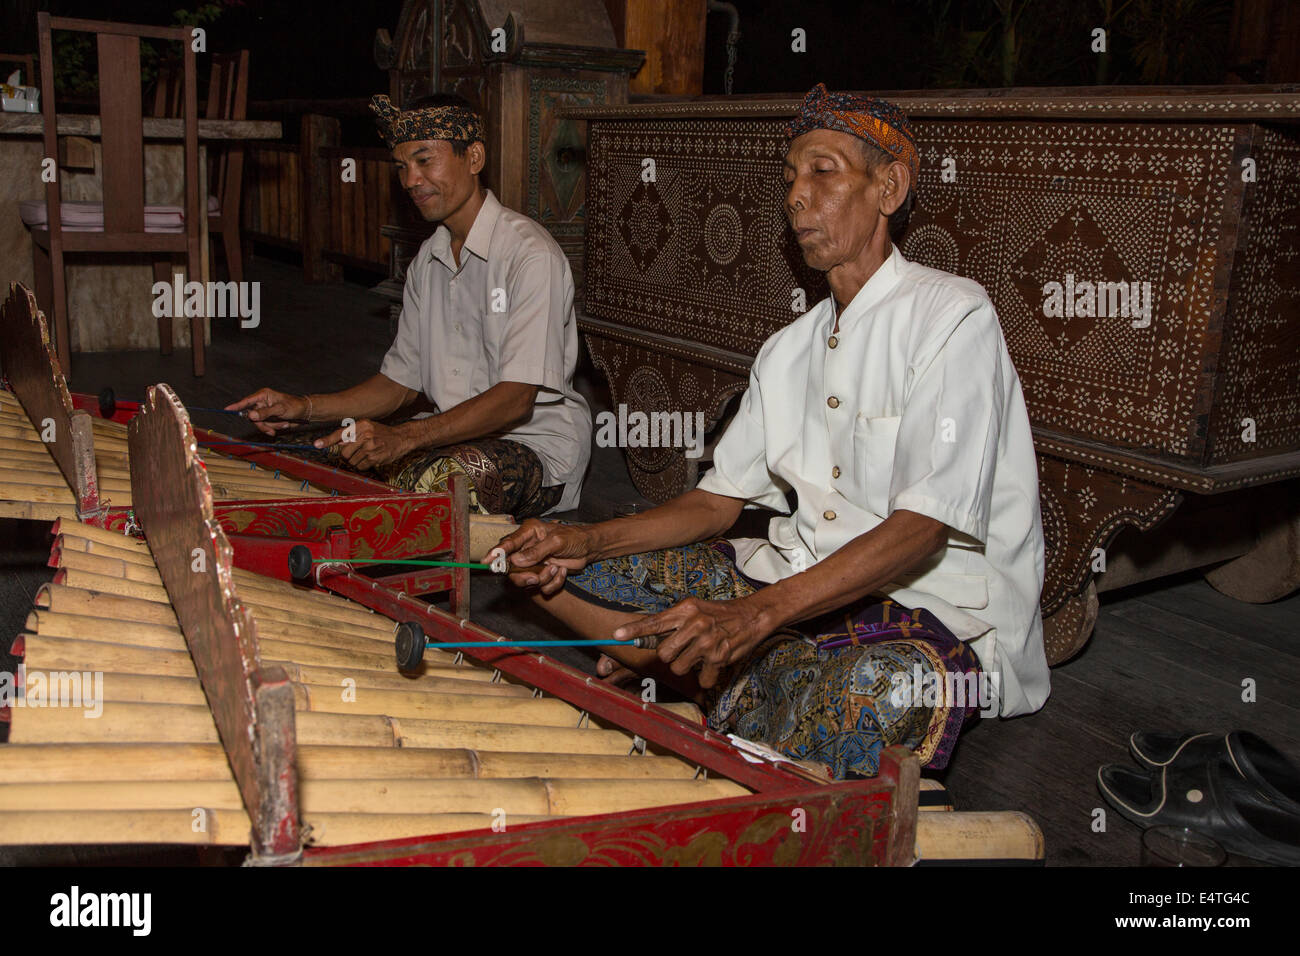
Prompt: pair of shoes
<box><xmin>1097</xmin><ymin>731</ymin><xmax>1300</xmax><ymax>866</ymax></box>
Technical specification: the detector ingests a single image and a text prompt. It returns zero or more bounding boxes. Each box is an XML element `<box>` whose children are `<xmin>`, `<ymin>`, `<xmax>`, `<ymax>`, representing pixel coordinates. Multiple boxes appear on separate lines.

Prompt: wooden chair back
<box><xmin>34</xmin><ymin>14</ymin><xmax>203</xmax><ymax>374</ymax></box>
<box><xmin>37</xmin><ymin>14</ymin><xmax>199</xmax><ymax>243</ymax></box>
<box><xmin>148</xmin><ymin>56</ymin><xmax>183</xmax><ymax>118</ymax></box>
<box><xmin>0</xmin><ymin>52</ymin><xmax>36</xmax><ymax>85</ymax></box>
<box><xmin>206</xmin><ymin>51</ymin><xmax>249</xmax><ymax>213</ymax></box>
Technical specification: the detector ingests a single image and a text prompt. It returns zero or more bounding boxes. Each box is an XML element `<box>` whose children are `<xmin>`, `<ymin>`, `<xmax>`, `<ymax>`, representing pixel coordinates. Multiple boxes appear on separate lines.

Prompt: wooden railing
<box><xmin>239</xmin><ymin>108</ymin><xmax>394</xmax><ymax>277</ymax></box>
<box><xmin>241</xmin><ymin>141</ymin><xmax>300</xmax><ymax>249</ymax></box>
<box><xmin>320</xmin><ymin>145</ymin><xmax>395</xmax><ymax>272</ymax></box>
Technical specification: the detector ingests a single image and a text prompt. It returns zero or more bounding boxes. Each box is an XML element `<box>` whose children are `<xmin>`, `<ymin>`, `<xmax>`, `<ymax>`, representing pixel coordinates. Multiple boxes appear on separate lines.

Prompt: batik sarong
<box><xmin>564</xmin><ymin>540</ymin><xmax>983</xmax><ymax>778</ymax></box>
<box><xmin>268</xmin><ymin>428</ymin><xmax>562</xmax><ymax>518</ymax></box>
<box><xmin>378</xmin><ymin>438</ymin><xmax>562</xmax><ymax>518</ymax></box>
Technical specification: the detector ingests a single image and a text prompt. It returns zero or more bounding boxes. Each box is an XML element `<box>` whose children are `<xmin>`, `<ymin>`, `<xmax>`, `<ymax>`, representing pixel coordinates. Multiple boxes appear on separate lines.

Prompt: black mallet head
<box><xmin>287</xmin><ymin>545</ymin><xmax>314</xmax><ymax>582</ymax></box>
<box><xmin>97</xmin><ymin>386</ymin><xmax>116</xmax><ymax>419</ymax></box>
<box><xmin>395</xmin><ymin>621</ymin><xmax>426</xmax><ymax>671</ymax></box>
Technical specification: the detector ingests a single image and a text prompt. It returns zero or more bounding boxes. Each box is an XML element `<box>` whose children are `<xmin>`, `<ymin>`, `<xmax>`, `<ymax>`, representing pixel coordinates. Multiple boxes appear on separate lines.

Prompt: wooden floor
<box><xmin>2</xmin><ymin>256</ymin><xmax>1297</xmax><ymax>866</ymax></box>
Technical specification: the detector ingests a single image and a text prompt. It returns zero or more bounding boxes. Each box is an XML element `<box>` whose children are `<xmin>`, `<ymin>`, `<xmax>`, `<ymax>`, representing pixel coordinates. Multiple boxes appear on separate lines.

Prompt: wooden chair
<box><xmin>27</xmin><ymin>14</ymin><xmax>203</xmax><ymax>377</ymax></box>
<box><xmin>150</xmin><ymin>51</ymin><xmax>250</xmax><ymax>284</ymax></box>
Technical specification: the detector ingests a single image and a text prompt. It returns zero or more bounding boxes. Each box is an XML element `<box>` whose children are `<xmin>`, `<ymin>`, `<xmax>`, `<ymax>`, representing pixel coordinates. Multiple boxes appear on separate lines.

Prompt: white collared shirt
<box><xmin>380</xmin><ymin>189</ymin><xmax>591</xmax><ymax>512</ymax></box>
<box><xmin>696</xmin><ymin>246</ymin><xmax>1049</xmax><ymax>717</ymax></box>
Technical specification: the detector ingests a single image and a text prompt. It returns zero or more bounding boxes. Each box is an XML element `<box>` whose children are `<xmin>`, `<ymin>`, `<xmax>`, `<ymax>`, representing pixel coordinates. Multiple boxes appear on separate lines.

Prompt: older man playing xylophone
<box><xmin>496</xmin><ymin>84</ymin><xmax>1049</xmax><ymax>780</ymax></box>
<box><xmin>229</xmin><ymin>93</ymin><xmax>591</xmax><ymax>518</ymax></box>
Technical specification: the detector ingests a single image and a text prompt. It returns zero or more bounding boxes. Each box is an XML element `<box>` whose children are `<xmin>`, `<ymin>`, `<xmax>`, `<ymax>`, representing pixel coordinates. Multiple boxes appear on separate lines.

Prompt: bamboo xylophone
<box><xmin>2</xmin><ymin>517</ymin><xmax>1043</xmax><ymax>861</ymax></box>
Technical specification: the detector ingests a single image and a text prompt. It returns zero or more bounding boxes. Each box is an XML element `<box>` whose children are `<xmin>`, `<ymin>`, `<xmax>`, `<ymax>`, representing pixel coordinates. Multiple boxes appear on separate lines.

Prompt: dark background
<box><xmin>5</xmin><ymin>0</ymin><xmax>1273</xmax><ymax>104</ymax></box>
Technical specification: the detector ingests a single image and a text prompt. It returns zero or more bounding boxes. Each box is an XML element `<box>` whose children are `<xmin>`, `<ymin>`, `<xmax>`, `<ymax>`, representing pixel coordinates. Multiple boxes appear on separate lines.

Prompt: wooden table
<box><xmin>0</xmin><ymin>113</ymin><xmax>280</xmax><ymax>355</ymax></box>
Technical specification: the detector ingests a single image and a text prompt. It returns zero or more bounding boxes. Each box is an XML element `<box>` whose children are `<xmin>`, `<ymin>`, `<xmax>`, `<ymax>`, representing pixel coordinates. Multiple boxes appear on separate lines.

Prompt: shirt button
<box><xmin>827</xmin><ymin>396</ymin><xmax>839</xmax><ymax>408</ymax></box>
<box><xmin>828</xmin><ymin>335</ymin><xmax>839</xmax><ymax>349</ymax></box>
<box><xmin>831</xmin><ymin>466</ymin><xmax>841</xmax><ymax>479</ymax></box>
<box><xmin>823</xmin><ymin>510</ymin><xmax>837</xmax><ymax>521</ymax></box>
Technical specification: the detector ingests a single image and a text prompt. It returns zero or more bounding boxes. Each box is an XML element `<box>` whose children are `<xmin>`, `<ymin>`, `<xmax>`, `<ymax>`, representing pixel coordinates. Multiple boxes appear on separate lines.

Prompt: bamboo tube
<box><xmin>0</xmin><ymin>480</ymin><xmax>75</xmax><ymax>504</ymax></box>
<box><xmin>7</xmin><ymin>702</ymin><xmax>220</xmax><ymax>744</ymax></box>
<box><xmin>37</xmin><ymin>582</ymin><xmax>180</xmax><ymax>626</ymax></box>
<box><xmin>0</xmin><ymin>743</ymin><xmax>252</xmax><ymax>783</ymax></box>
<box><xmin>29</xmin><ymin>601</ymin><xmax>400</xmax><ymax>658</ymax></box>
<box><xmin>0</xmin><ymin>776</ymin><xmax>745</xmax><ymax>820</ymax></box>
<box><xmin>31</xmin><ymin>585</ymin><xmax>481</xmax><ymax>680</ymax></box>
<box><xmin>0</xmin><ymin>468</ymin><xmax>132</xmax><ymax>494</ymax></box>
<box><xmin>0</xmin><ymin>452</ymin><xmax>72</xmax><ymax>470</ymax></box>
<box><xmin>48</xmin><ymin>534</ymin><xmax>310</xmax><ymax>614</ymax></box>
<box><xmin>0</xmin><ymin>809</ymin><xmax>566</xmax><ymax>847</ymax></box>
<box><xmin>0</xmin><ymin>501</ymin><xmax>70</xmax><ymax>521</ymax></box>
<box><xmin>2</xmin><ymin>805</ymin><xmax>1039</xmax><ymax>852</ymax></box>
<box><xmin>391</xmin><ymin>719</ymin><xmax>637</xmax><ymax>755</ymax></box>
<box><xmin>0</xmin><ymin>780</ymin><xmax>245</xmax><ymax>812</ymax></box>
<box><xmin>235</xmin><ymin>589</ymin><xmax>398</xmax><ymax>632</ymax></box>
<box><xmin>21</xmin><ymin>631</ymin><xmax>390</xmax><ymax>676</ymax></box>
<box><xmin>8</xmin><ymin>662</ymin><xmax>640</xmax><ymax>752</ymax></box>
<box><xmin>288</xmin><ymin>661</ymin><xmax>496</xmax><ymax>687</ymax></box>
<box><xmin>19</xmin><ymin>666</ymin><xmax>525</xmax><ymax>711</ymax></box>
<box><xmin>8</xmin><ymin>655</ymin><xmax>579</xmax><ymax>728</ymax></box>
<box><xmin>0</xmin><ymin>423</ymin><xmax>50</xmax><ymax>440</ymax></box>
<box><xmin>49</xmin><ymin>520</ymin><xmax>146</xmax><ymax>550</ymax></box>
<box><xmin>55</xmin><ymin>568</ymin><xmax>169</xmax><ymax>603</ymax></box>
<box><xmin>914</xmin><ymin>811</ymin><xmax>1044</xmax><ymax>861</ymax></box>
<box><xmin>20</xmin><ymin>636</ymin><xmax>195</xmax><ymax>679</ymax></box>
<box><xmin>0</xmin><ymin>810</ymin><xmax>256</xmax><ymax>846</ymax></box>
<box><xmin>0</xmin><ymin>456</ymin><xmax>67</xmax><ymax>475</ymax></box>
<box><xmin>297</xmin><ymin>746</ymin><xmax>698</xmax><ymax>781</ymax></box>
<box><xmin>293</xmin><ymin>684</ymin><xmax>580</xmax><ymax>723</ymax></box>
<box><xmin>39</xmin><ymin>570</ymin><xmax>403</xmax><ymax>646</ymax></box>
<box><xmin>25</xmin><ymin>610</ymin><xmax>186</xmax><ymax>649</ymax></box>
<box><xmin>54</xmin><ymin>547</ymin><xmax>165</xmax><ymax>584</ymax></box>
<box><xmin>304</xmin><ymin>813</ymin><xmax>562</xmax><ymax>846</ymax></box>
<box><xmin>1</xmin><ymin>740</ymin><xmax>698</xmax><ymax>784</ymax></box>
<box><xmin>55</xmin><ymin>534</ymin><xmax>156</xmax><ymax>568</ymax></box>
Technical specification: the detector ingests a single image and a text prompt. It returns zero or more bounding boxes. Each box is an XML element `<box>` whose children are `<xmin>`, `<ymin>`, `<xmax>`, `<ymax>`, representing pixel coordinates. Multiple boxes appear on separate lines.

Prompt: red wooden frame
<box><xmin>304</xmin><ymin>752</ymin><xmax>917</xmax><ymax>867</ymax></box>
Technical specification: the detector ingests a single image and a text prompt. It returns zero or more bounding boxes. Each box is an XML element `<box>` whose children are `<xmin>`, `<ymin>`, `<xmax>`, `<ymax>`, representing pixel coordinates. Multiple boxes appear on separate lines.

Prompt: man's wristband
<box><xmin>302</xmin><ymin>394</ymin><xmax>314</xmax><ymax>423</ymax></box>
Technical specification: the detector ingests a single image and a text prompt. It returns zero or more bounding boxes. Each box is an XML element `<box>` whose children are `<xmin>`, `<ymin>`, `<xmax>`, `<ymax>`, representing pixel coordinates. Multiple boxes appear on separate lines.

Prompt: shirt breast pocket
<box><xmin>848</xmin><ymin>414</ymin><xmax>901</xmax><ymax>518</ymax></box>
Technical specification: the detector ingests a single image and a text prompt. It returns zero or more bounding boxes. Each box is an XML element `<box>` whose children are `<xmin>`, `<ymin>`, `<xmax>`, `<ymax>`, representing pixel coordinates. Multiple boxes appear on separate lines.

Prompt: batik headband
<box><xmin>786</xmin><ymin>83</ymin><xmax>919</xmax><ymax>184</ymax></box>
<box><xmin>370</xmin><ymin>94</ymin><xmax>482</xmax><ymax>150</ymax></box>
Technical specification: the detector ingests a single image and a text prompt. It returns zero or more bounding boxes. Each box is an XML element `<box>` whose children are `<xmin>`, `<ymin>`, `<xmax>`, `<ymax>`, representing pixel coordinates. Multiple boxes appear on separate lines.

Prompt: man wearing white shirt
<box><xmin>229</xmin><ymin>94</ymin><xmax>591</xmax><ymax>517</ymax></box>
<box><xmin>496</xmin><ymin>85</ymin><xmax>1048</xmax><ymax>778</ymax></box>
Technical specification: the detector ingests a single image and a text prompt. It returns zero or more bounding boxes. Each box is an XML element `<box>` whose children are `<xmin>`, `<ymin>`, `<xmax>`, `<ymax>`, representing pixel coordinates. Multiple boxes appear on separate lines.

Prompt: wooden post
<box><xmin>618</xmin><ymin>0</ymin><xmax>707</xmax><ymax>95</ymax></box>
<box><xmin>299</xmin><ymin>113</ymin><xmax>342</xmax><ymax>283</ymax></box>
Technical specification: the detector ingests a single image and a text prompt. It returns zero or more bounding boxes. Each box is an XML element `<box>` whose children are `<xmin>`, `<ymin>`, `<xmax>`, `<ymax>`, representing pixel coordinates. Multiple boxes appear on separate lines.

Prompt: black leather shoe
<box><xmin>1099</xmin><ymin>750</ymin><xmax>1300</xmax><ymax>866</ymax></box>
<box><xmin>1129</xmin><ymin>731</ymin><xmax>1300</xmax><ymax>816</ymax></box>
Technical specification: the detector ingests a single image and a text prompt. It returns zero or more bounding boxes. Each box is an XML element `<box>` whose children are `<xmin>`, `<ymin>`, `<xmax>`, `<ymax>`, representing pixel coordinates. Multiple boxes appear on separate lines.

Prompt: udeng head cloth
<box><xmin>370</xmin><ymin>94</ymin><xmax>482</xmax><ymax>150</ymax></box>
<box><xmin>786</xmin><ymin>82</ymin><xmax>919</xmax><ymax>184</ymax></box>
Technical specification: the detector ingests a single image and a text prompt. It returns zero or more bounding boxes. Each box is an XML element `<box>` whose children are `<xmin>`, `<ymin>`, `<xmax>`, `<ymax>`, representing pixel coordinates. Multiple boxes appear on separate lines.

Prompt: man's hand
<box><xmin>226</xmin><ymin>388</ymin><xmax>308</xmax><ymax>436</ymax></box>
<box><xmin>611</xmin><ymin>595</ymin><xmax>775</xmax><ymax>689</ymax></box>
<box><xmin>316</xmin><ymin>419</ymin><xmax>415</xmax><ymax>470</ymax></box>
<box><xmin>493</xmin><ymin>518</ymin><xmax>595</xmax><ymax>596</ymax></box>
